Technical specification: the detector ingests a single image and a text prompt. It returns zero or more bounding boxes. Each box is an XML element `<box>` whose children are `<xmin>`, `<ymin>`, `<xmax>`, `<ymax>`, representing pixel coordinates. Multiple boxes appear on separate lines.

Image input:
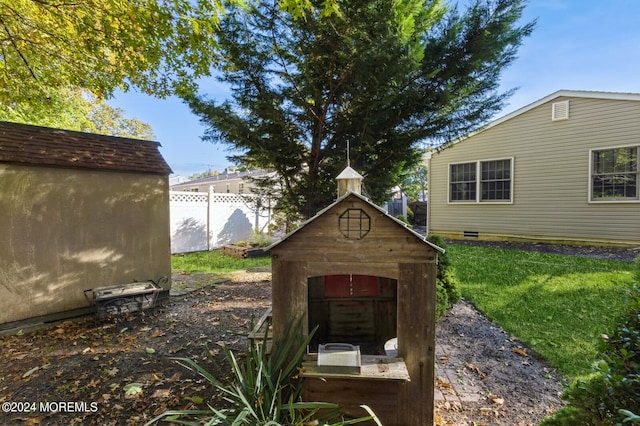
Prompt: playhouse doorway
<box><xmin>308</xmin><ymin>275</ymin><xmax>397</xmax><ymax>354</ymax></box>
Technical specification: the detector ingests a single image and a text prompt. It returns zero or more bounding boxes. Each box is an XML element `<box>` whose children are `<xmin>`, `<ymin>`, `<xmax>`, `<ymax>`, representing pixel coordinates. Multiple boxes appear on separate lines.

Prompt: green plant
<box><xmin>250</xmin><ymin>231</ymin><xmax>274</xmax><ymax>247</ymax></box>
<box><xmin>145</xmin><ymin>317</ymin><xmax>380</xmax><ymax>425</ymax></box>
<box><xmin>395</xmin><ymin>214</ymin><xmax>412</xmax><ymax>229</ymax></box>
<box><xmin>427</xmin><ymin>235</ymin><xmax>461</xmax><ymax>319</ymax></box>
<box><xmin>406</xmin><ymin>206</ymin><xmax>414</xmax><ymax>225</ymax></box>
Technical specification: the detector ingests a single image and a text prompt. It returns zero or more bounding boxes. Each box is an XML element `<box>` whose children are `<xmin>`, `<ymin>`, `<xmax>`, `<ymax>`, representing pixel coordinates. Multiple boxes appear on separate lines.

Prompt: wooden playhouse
<box><xmin>268</xmin><ymin>167</ymin><xmax>442</xmax><ymax>425</ymax></box>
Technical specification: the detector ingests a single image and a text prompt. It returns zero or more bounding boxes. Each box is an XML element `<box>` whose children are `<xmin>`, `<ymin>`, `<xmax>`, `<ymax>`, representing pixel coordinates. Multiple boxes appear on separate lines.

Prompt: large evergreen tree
<box><xmin>186</xmin><ymin>0</ymin><xmax>535</xmax><ymax>220</ymax></box>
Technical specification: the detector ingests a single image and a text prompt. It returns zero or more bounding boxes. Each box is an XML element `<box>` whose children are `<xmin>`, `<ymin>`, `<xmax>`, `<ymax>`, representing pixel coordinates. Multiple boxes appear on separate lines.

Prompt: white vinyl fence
<box><xmin>170</xmin><ymin>190</ymin><xmax>272</xmax><ymax>254</ymax></box>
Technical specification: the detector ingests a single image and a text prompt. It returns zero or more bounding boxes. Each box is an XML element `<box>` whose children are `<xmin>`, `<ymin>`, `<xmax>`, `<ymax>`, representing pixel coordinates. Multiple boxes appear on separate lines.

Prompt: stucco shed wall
<box><xmin>0</xmin><ymin>164</ymin><xmax>171</xmax><ymax>325</ymax></box>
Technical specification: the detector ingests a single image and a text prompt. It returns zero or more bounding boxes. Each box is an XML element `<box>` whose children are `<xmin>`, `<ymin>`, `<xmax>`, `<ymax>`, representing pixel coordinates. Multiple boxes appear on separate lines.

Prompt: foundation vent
<box><xmin>551</xmin><ymin>100</ymin><xmax>570</xmax><ymax>121</ymax></box>
<box><xmin>463</xmin><ymin>231</ymin><xmax>479</xmax><ymax>238</ymax></box>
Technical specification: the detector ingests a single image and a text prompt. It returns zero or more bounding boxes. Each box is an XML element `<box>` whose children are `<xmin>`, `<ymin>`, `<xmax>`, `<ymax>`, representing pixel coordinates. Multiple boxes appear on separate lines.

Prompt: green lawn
<box><xmin>447</xmin><ymin>243</ymin><xmax>637</xmax><ymax>380</ymax></box>
<box><xmin>171</xmin><ymin>250</ymin><xmax>271</xmax><ymax>274</ymax></box>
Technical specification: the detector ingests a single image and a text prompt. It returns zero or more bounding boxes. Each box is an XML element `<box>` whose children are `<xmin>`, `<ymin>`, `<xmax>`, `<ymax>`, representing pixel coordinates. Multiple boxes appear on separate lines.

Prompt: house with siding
<box><xmin>0</xmin><ymin>121</ymin><xmax>173</xmax><ymax>328</ymax></box>
<box><xmin>170</xmin><ymin>169</ymin><xmax>273</xmax><ymax>194</ymax></box>
<box><xmin>428</xmin><ymin>90</ymin><xmax>640</xmax><ymax>247</ymax></box>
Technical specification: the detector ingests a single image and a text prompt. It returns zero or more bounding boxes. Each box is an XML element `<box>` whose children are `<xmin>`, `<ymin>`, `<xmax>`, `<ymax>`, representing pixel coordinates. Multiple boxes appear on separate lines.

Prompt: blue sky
<box><xmin>110</xmin><ymin>0</ymin><xmax>640</xmax><ymax>178</ymax></box>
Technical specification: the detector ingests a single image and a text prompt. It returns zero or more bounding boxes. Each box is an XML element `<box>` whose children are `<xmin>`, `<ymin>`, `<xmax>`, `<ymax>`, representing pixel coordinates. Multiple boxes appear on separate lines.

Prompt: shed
<box><xmin>268</xmin><ymin>167</ymin><xmax>443</xmax><ymax>425</ymax></box>
<box><xmin>0</xmin><ymin>121</ymin><xmax>173</xmax><ymax>329</ymax></box>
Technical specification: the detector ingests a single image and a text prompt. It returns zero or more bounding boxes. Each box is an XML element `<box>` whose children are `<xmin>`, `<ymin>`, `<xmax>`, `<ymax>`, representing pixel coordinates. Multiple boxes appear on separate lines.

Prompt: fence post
<box><xmin>207</xmin><ymin>186</ymin><xmax>214</xmax><ymax>251</ymax></box>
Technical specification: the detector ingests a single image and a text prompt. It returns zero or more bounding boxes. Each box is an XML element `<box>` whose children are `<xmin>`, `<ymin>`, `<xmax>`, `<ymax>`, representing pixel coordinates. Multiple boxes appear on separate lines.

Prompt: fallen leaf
<box><xmin>512</xmin><ymin>348</ymin><xmax>528</xmax><ymax>357</ymax></box>
<box><xmin>436</xmin><ymin>377</ymin><xmax>452</xmax><ymax>389</ymax></box>
<box><xmin>151</xmin><ymin>329</ymin><xmax>165</xmax><ymax>338</ymax></box>
<box><xmin>22</xmin><ymin>366</ymin><xmax>40</xmax><ymax>378</ymax></box>
<box><xmin>151</xmin><ymin>389</ymin><xmax>171</xmax><ymax>398</ymax></box>
<box><xmin>184</xmin><ymin>395</ymin><xmax>203</xmax><ymax>404</ymax></box>
<box><xmin>123</xmin><ymin>382</ymin><xmax>144</xmax><ymax>397</ymax></box>
<box><xmin>145</xmin><ymin>347</ymin><xmax>156</xmax><ymax>354</ymax></box>
<box><xmin>488</xmin><ymin>394</ymin><xmax>504</xmax><ymax>405</ymax></box>
<box><xmin>466</xmin><ymin>363</ymin><xmax>486</xmax><ymax>378</ymax></box>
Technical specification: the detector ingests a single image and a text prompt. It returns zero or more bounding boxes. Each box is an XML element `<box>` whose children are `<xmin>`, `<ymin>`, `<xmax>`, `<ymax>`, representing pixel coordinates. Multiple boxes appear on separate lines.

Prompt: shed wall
<box><xmin>429</xmin><ymin>96</ymin><xmax>640</xmax><ymax>246</ymax></box>
<box><xmin>0</xmin><ymin>164</ymin><xmax>171</xmax><ymax>325</ymax></box>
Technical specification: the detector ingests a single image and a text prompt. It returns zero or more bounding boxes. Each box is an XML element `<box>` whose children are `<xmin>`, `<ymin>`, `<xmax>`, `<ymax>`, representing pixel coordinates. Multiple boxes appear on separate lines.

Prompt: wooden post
<box><xmin>271</xmin><ymin>259</ymin><xmax>309</xmax><ymax>345</ymax></box>
<box><xmin>397</xmin><ymin>262</ymin><xmax>436</xmax><ymax>426</ymax></box>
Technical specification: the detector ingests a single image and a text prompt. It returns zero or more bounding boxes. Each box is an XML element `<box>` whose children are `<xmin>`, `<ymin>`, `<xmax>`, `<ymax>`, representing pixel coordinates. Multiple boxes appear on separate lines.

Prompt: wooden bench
<box><xmin>247</xmin><ymin>307</ymin><xmax>273</xmax><ymax>353</ymax></box>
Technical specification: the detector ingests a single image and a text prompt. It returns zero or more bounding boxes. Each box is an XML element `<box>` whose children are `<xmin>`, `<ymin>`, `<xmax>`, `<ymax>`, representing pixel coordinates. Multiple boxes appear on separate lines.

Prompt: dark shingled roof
<box><xmin>0</xmin><ymin>121</ymin><xmax>172</xmax><ymax>175</ymax></box>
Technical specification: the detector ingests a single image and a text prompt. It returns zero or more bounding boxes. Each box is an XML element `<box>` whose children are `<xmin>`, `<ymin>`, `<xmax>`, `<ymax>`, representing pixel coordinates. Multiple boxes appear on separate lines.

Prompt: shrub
<box><xmin>427</xmin><ymin>235</ymin><xmax>461</xmax><ymax>319</ymax></box>
<box><xmin>249</xmin><ymin>230</ymin><xmax>273</xmax><ymax>247</ymax></box>
<box><xmin>542</xmin><ymin>259</ymin><xmax>640</xmax><ymax>425</ymax></box>
<box><xmin>406</xmin><ymin>206</ymin><xmax>414</xmax><ymax>224</ymax></box>
<box><xmin>395</xmin><ymin>214</ymin><xmax>412</xmax><ymax>228</ymax></box>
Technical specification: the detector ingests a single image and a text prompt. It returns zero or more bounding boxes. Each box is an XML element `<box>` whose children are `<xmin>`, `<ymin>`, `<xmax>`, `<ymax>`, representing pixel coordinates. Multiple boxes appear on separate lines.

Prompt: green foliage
<box><xmin>395</xmin><ymin>214</ymin><xmax>412</xmax><ymax>228</ymax></box>
<box><xmin>146</xmin><ymin>318</ymin><xmax>379</xmax><ymax>425</ymax></box>
<box><xmin>186</xmin><ymin>0</ymin><xmax>534</xmax><ymax>219</ymax></box>
<box><xmin>427</xmin><ymin>235</ymin><xmax>461</xmax><ymax>319</ymax></box>
<box><xmin>0</xmin><ymin>87</ymin><xmax>154</xmax><ymax>139</ymax></box>
<box><xmin>250</xmin><ymin>231</ymin><xmax>274</xmax><ymax>247</ymax></box>
<box><xmin>400</xmin><ymin>162</ymin><xmax>428</xmax><ymax>203</ymax></box>
<box><xmin>542</xmin><ymin>261</ymin><xmax>640</xmax><ymax>425</ymax></box>
<box><xmin>0</xmin><ymin>0</ymin><xmax>225</xmax><ymax>111</ymax></box>
<box><xmin>406</xmin><ymin>206</ymin><xmax>415</xmax><ymax>224</ymax></box>
<box><xmin>449</xmin><ymin>244</ymin><xmax>636</xmax><ymax>379</ymax></box>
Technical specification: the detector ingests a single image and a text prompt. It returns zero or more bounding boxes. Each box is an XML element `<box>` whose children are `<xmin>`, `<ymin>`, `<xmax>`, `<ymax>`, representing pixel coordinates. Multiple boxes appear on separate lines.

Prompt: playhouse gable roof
<box><xmin>0</xmin><ymin>121</ymin><xmax>172</xmax><ymax>175</ymax></box>
<box><xmin>267</xmin><ymin>191</ymin><xmax>444</xmax><ymax>253</ymax></box>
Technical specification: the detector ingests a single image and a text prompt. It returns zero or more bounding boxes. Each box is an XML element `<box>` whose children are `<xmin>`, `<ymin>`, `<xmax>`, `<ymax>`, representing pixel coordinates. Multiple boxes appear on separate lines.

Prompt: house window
<box><xmin>591</xmin><ymin>146</ymin><xmax>639</xmax><ymax>201</ymax></box>
<box><xmin>449</xmin><ymin>159</ymin><xmax>513</xmax><ymax>203</ymax></box>
<box><xmin>481</xmin><ymin>159</ymin><xmax>512</xmax><ymax>201</ymax></box>
<box><xmin>239</xmin><ymin>183</ymin><xmax>244</xmax><ymax>194</ymax></box>
<box><xmin>449</xmin><ymin>162</ymin><xmax>477</xmax><ymax>201</ymax></box>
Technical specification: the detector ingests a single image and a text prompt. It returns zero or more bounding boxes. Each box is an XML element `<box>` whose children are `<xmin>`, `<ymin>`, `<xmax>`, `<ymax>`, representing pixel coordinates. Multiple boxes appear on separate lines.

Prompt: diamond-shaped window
<box><xmin>338</xmin><ymin>209</ymin><xmax>370</xmax><ymax>239</ymax></box>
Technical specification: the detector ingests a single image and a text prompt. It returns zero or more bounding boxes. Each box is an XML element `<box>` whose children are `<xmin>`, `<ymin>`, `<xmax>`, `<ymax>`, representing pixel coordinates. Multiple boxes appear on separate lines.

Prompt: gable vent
<box><xmin>551</xmin><ymin>100</ymin><xmax>570</xmax><ymax>121</ymax></box>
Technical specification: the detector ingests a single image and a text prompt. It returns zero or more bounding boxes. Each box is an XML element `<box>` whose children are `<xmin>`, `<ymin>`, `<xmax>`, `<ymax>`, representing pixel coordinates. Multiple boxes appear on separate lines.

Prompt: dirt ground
<box><xmin>0</xmin><ymin>242</ymin><xmax>636</xmax><ymax>426</ymax></box>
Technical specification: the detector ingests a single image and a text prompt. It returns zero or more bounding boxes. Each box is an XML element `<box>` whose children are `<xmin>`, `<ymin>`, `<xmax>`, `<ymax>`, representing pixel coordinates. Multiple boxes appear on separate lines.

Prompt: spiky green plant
<box><xmin>145</xmin><ymin>317</ymin><xmax>380</xmax><ymax>425</ymax></box>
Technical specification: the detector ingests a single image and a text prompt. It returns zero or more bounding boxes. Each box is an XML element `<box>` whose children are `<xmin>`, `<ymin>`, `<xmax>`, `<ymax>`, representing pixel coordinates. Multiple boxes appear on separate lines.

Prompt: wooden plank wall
<box><xmin>397</xmin><ymin>262</ymin><xmax>436</xmax><ymax>426</ymax></box>
<box><xmin>303</xmin><ymin>378</ymin><xmax>399</xmax><ymax>425</ymax></box>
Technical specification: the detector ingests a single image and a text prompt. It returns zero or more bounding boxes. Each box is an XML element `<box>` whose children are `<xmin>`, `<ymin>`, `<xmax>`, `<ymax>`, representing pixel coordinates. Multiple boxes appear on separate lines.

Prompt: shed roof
<box><xmin>0</xmin><ymin>121</ymin><xmax>172</xmax><ymax>175</ymax></box>
<box><xmin>267</xmin><ymin>191</ymin><xmax>444</xmax><ymax>253</ymax></box>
